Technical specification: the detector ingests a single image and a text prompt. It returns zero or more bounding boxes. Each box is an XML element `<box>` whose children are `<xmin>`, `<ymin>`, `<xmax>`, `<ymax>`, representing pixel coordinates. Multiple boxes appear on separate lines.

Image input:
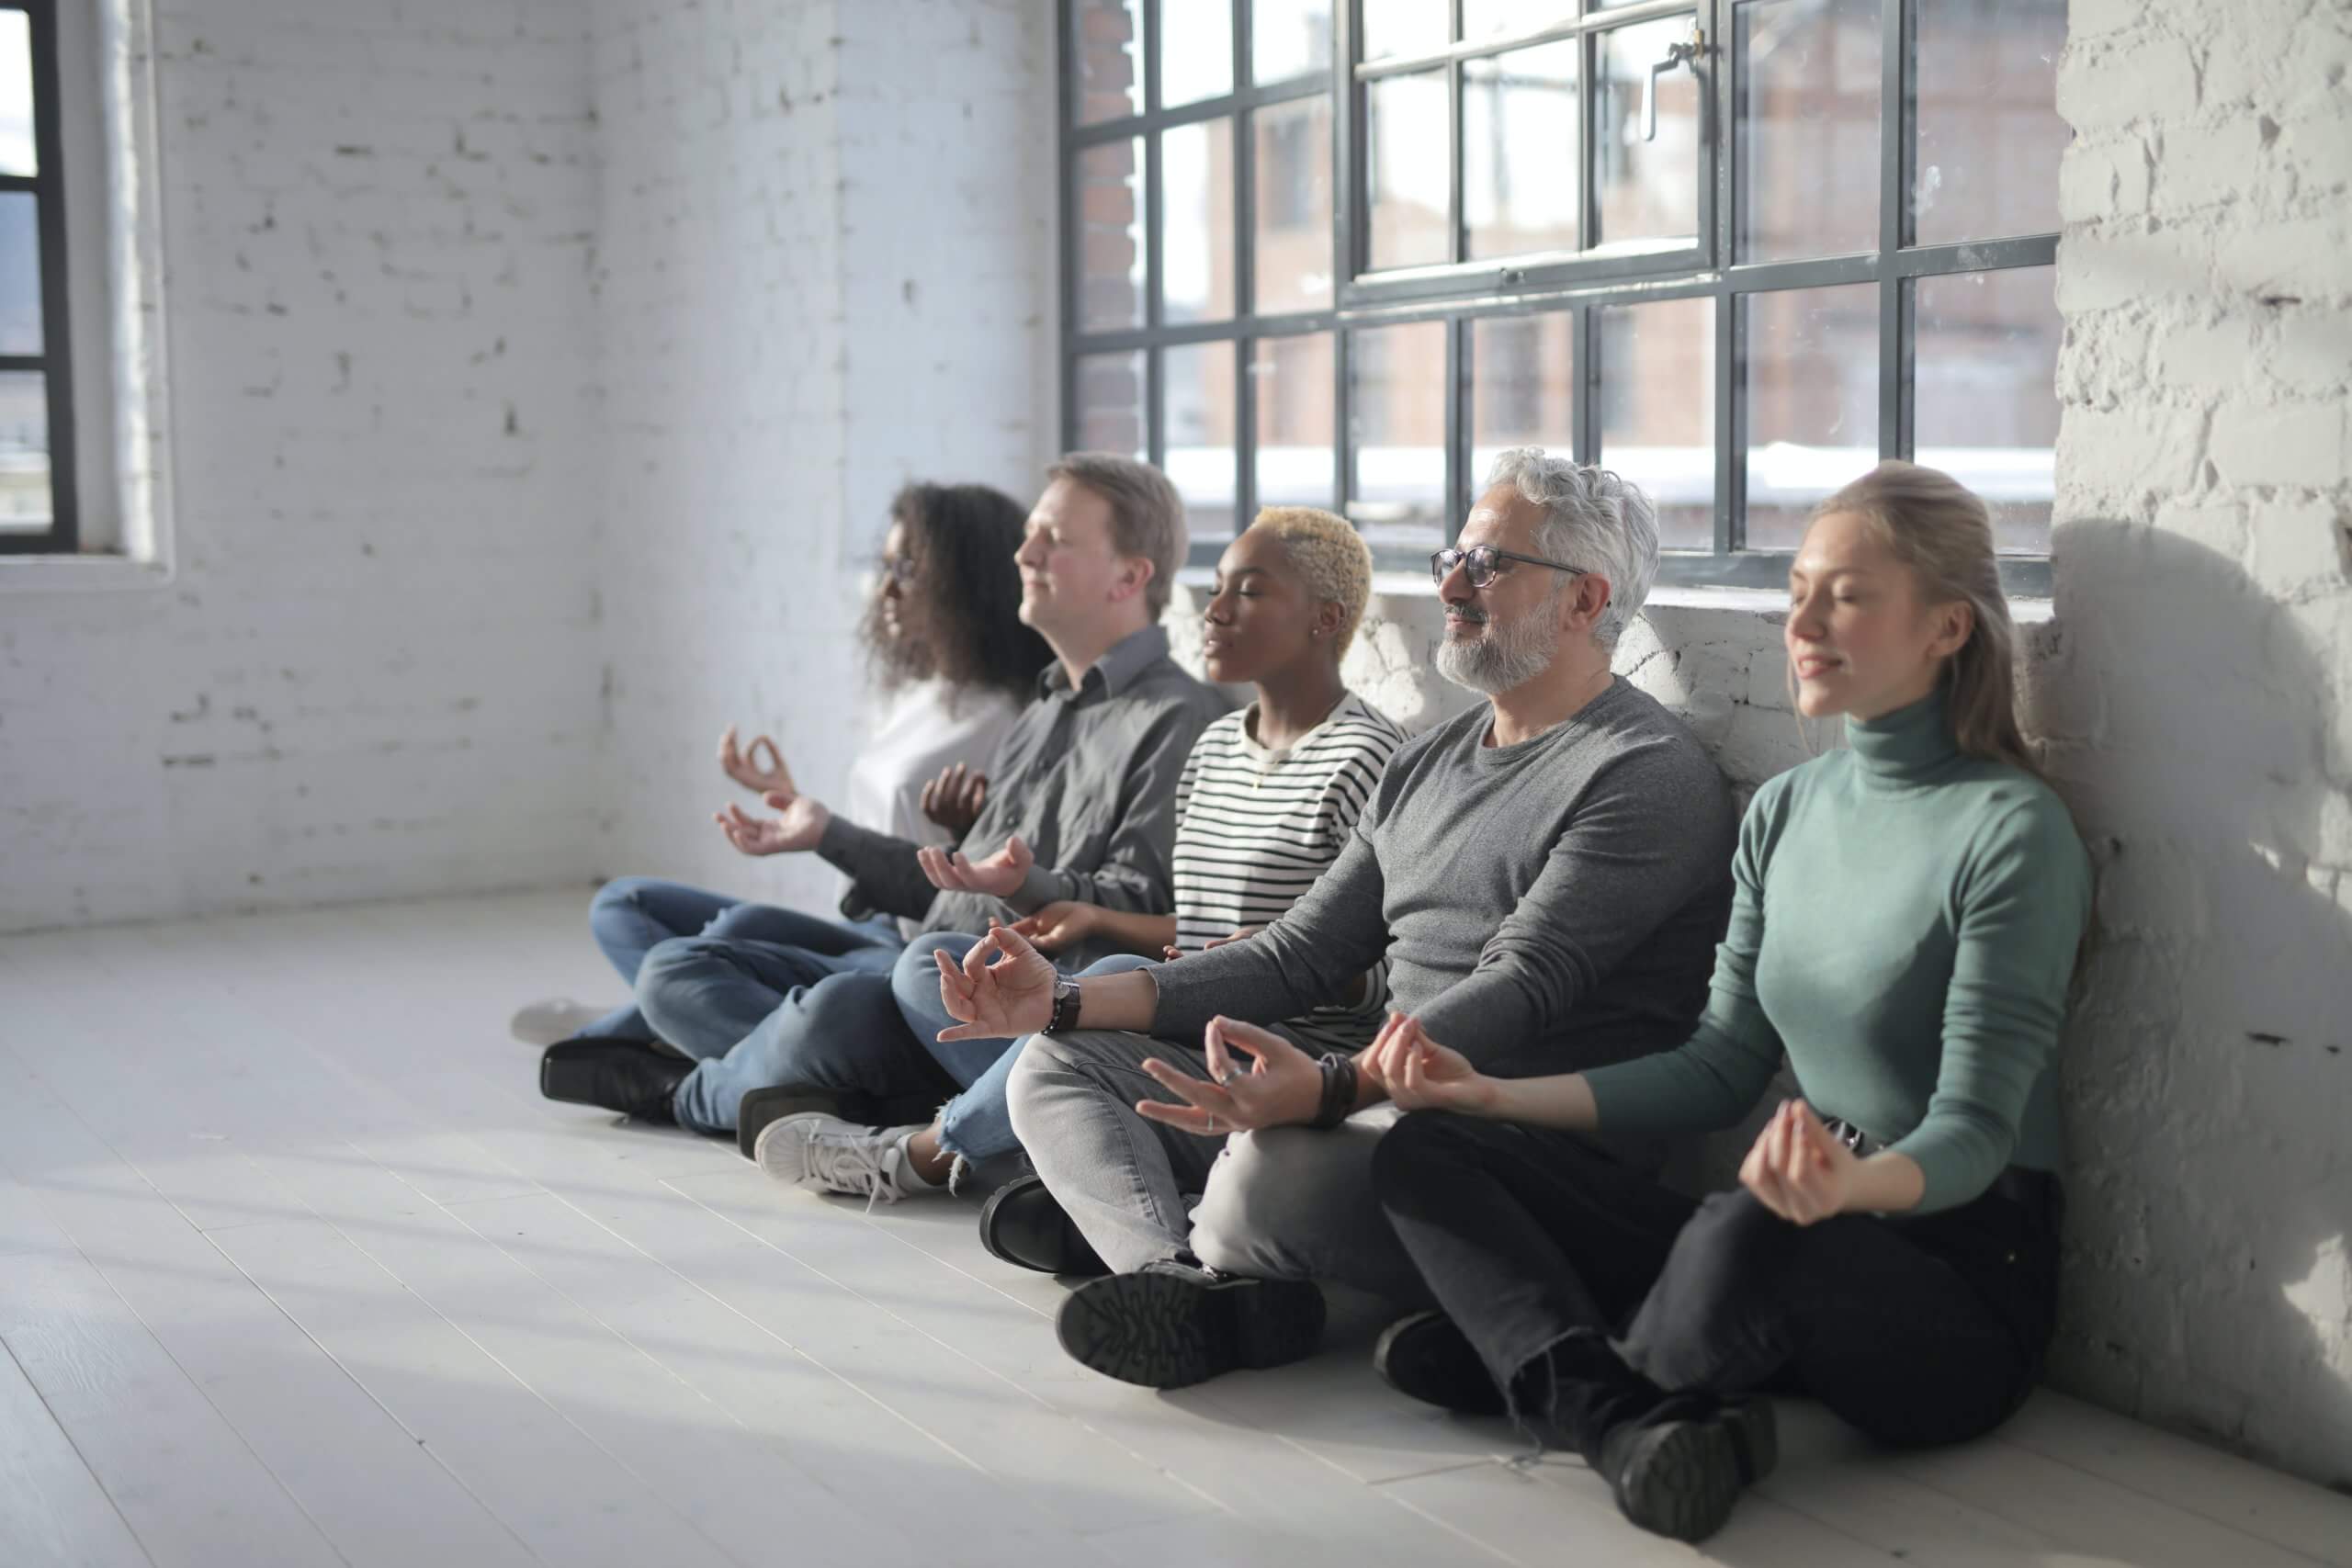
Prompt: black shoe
<box><xmin>1055</xmin><ymin>1260</ymin><xmax>1325</xmax><ymax>1388</ymax></box>
<box><xmin>735</xmin><ymin>1084</ymin><xmax>947</xmax><ymax>1160</ymax></box>
<box><xmin>978</xmin><ymin>1175</ymin><xmax>1108</xmax><ymax>1277</ymax></box>
<box><xmin>1597</xmin><ymin>1397</ymin><xmax>1777</xmax><ymax>1544</ymax></box>
<box><xmin>539</xmin><ymin>1038</ymin><xmax>691</xmax><ymax>1123</ymax></box>
<box><xmin>1372</xmin><ymin>1310</ymin><xmax>1505</xmax><ymax>1416</ymax></box>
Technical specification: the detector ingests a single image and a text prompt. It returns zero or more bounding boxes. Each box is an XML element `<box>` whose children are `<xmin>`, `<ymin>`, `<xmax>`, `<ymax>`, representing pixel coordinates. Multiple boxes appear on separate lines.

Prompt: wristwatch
<box><xmin>1047</xmin><ymin>976</ymin><xmax>1082</xmax><ymax>1034</ymax></box>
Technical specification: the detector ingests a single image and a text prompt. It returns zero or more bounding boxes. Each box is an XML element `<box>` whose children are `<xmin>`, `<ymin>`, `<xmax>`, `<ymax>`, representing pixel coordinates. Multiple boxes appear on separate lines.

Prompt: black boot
<box><xmin>1594</xmin><ymin>1395</ymin><xmax>1776</xmax><ymax>1543</ymax></box>
<box><xmin>1372</xmin><ymin>1310</ymin><xmax>1506</xmax><ymax>1416</ymax></box>
<box><xmin>1055</xmin><ymin>1259</ymin><xmax>1325</xmax><ymax>1388</ymax></box>
<box><xmin>978</xmin><ymin>1174</ymin><xmax>1108</xmax><ymax>1277</ymax></box>
<box><xmin>539</xmin><ymin>1038</ymin><xmax>691</xmax><ymax>1123</ymax></box>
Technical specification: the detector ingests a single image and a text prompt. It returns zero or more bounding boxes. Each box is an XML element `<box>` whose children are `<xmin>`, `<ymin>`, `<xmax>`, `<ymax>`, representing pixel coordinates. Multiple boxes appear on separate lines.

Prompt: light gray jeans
<box><xmin>1005</xmin><ymin>1028</ymin><xmax>1436</xmax><ymax>1306</ymax></box>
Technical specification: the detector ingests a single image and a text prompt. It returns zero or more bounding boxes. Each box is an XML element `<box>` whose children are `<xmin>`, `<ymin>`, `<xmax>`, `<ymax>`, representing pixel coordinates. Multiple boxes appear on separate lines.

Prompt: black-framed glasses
<box><xmin>1430</xmin><ymin>545</ymin><xmax>1590</xmax><ymax>589</ymax></box>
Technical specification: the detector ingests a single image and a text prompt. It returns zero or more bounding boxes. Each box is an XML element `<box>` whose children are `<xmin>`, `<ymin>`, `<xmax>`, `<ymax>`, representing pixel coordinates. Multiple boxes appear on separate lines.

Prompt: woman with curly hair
<box><xmin>510</xmin><ymin>480</ymin><xmax>1046</xmax><ymax>1046</ymax></box>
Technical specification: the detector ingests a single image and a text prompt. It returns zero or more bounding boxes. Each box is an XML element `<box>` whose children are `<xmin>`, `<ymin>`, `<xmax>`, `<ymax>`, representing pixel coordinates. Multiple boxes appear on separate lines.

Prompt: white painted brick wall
<box><xmin>2041</xmin><ymin>0</ymin><xmax>2352</xmax><ymax>1485</ymax></box>
<box><xmin>586</xmin><ymin>0</ymin><xmax>1057</xmax><ymax>917</ymax></box>
<box><xmin>0</xmin><ymin>0</ymin><xmax>604</xmax><ymax>932</ymax></box>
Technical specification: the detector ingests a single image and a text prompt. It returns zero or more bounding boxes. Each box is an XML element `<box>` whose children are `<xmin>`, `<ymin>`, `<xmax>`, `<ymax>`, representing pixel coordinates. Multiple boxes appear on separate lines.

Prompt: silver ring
<box><xmin>1213</xmin><ymin>1069</ymin><xmax>1235</xmax><ymax>1086</ymax></box>
<box><xmin>1205</xmin><ymin>1113</ymin><xmax>1218</xmax><ymax>1133</ymax></box>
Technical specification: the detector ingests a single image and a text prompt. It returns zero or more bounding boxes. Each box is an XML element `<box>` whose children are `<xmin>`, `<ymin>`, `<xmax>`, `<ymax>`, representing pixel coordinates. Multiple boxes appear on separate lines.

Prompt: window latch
<box><xmin>1643</xmin><ymin>29</ymin><xmax>1705</xmax><ymax>143</ymax></box>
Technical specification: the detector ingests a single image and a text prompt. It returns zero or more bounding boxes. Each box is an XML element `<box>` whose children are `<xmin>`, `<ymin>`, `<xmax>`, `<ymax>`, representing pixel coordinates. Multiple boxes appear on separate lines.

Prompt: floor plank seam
<box><xmin>0</xmin><ymin>1331</ymin><xmax>167</xmax><ymax>1568</ymax></box>
<box><xmin>660</xmin><ymin>1176</ymin><xmax>1232</xmax><ymax>1515</ymax></box>
<box><xmin>0</xmin><ymin>1049</ymin><xmax>362</xmax><ymax>1568</ymax></box>
<box><xmin>177</xmin><ymin>1119</ymin><xmax>760</xmax><ymax>1568</ymax></box>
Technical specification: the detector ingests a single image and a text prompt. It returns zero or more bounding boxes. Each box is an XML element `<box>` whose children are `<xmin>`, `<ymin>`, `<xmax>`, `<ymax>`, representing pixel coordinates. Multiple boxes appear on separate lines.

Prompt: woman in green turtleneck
<box><xmin>1361</xmin><ymin>462</ymin><xmax>2092</xmax><ymax>1545</ymax></box>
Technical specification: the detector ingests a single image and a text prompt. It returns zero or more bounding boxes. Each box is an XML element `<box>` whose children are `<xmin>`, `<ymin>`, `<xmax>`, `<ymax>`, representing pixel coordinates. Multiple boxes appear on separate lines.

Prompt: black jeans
<box><xmin>1371</xmin><ymin>1111</ymin><xmax>2060</xmax><ymax>1457</ymax></box>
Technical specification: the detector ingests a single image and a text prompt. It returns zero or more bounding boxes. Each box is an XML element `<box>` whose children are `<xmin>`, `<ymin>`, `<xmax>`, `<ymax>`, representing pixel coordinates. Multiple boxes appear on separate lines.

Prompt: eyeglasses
<box><xmin>877</xmin><ymin>556</ymin><xmax>920</xmax><ymax>585</ymax></box>
<box><xmin>1429</xmin><ymin>545</ymin><xmax>1589</xmax><ymax>589</ymax></box>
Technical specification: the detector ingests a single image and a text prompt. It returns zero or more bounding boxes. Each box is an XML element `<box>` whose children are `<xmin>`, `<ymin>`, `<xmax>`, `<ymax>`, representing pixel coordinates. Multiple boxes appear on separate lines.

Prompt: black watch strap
<box><xmin>1047</xmin><ymin>977</ymin><xmax>1082</xmax><ymax>1035</ymax></box>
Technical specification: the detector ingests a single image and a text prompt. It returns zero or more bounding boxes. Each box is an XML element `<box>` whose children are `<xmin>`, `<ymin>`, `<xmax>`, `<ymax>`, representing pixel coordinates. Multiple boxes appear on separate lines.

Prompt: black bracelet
<box><xmin>1310</xmin><ymin>1052</ymin><xmax>1358</xmax><ymax>1130</ymax></box>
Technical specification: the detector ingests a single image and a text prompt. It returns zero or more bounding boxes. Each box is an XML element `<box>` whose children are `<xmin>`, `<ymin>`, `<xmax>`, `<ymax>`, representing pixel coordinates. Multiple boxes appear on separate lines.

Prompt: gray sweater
<box><xmin>817</xmin><ymin>625</ymin><xmax>1230</xmax><ymax>968</ymax></box>
<box><xmin>1148</xmin><ymin>677</ymin><xmax>1737</xmax><ymax>1079</ymax></box>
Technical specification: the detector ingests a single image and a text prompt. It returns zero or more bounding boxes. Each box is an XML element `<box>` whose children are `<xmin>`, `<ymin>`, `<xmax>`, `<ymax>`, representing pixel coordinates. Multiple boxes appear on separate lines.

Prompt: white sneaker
<box><xmin>508</xmin><ymin>997</ymin><xmax>616</xmax><ymax>1047</ymax></box>
<box><xmin>753</xmin><ymin>1114</ymin><xmax>954</xmax><ymax>1208</ymax></box>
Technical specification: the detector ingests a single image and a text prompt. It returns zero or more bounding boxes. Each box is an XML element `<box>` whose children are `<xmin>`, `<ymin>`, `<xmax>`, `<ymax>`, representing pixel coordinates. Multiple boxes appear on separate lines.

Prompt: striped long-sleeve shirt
<box><xmin>1168</xmin><ymin>692</ymin><xmax>1408</xmax><ymax>1052</ymax></box>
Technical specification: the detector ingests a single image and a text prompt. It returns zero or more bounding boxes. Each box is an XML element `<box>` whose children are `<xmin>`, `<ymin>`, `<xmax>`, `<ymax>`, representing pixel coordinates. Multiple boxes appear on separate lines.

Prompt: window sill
<box><xmin>1177</xmin><ymin>566</ymin><xmax>2054</xmax><ymax>619</ymax></box>
<box><xmin>0</xmin><ymin>554</ymin><xmax>175</xmax><ymax>593</ymax></box>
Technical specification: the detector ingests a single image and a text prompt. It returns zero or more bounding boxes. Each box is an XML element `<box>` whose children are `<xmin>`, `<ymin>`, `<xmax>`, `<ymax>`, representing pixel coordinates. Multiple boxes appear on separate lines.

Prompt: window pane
<box><xmin>0</xmin><ymin>12</ymin><xmax>32</xmax><ymax>176</ymax></box>
<box><xmin>1167</xmin><ymin>340</ymin><xmax>1238</xmax><ymax>542</ymax></box>
<box><xmin>1161</xmin><ymin>118</ymin><xmax>1235</xmax><ymax>325</ymax></box>
<box><xmin>1599</xmin><ymin>298</ymin><xmax>1715</xmax><ymax>549</ymax></box>
<box><xmin>1253</xmin><ymin>0</ymin><xmax>1331</xmax><ymax>83</ymax></box>
<box><xmin>1465</xmin><ymin>41</ymin><xmax>1580</xmax><ymax>261</ymax></box>
<box><xmin>1076</xmin><ymin>139</ymin><xmax>1147</xmax><ymax>333</ymax></box>
<box><xmin>1367</xmin><ymin>71</ymin><xmax>1450</xmax><ymax>270</ymax></box>
<box><xmin>1073</xmin><ymin>350</ymin><xmax>1147</xmax><ymax>458</ymax></box>
<box><xmin>1736</xmin><ymin>0</ymin><xmax>1880</xmax><ymax>263</ymax></box>
<box><xmin>1363</xmin><ymin>0</ymin><xmax>1448</xmax><ymax>61</ymax></box>
<box><xmin>0</xmin><ymin>191</ymin><xmax>40</xmax><ymax>355</ymax></box>
<box><xmin>1253</xmin><ymin>333</ymin><xmax>1337</xmax><ymax>511</ymax></box>
<box><xmin>1595</xmin><ymin>17</ymin><xmax>1701</xmax><ymax>251</ymax></box>
<box><xmin>1470</xmin><ymin>313</ymin><xmax>1573</xmax><ymax>482</ymax></box>
<box><xmin>1161</xmin><ymin>2</ymin><xmax>1234</xmax><ymax>107</ymax></box>
<box><xmin>1744</xmin><ymin>284</ymin><xmax>1878</xmax><ymax>548</ymax></box>
<box><xmin>1464</xmin><ymin>3</ymin><xmax>1573</xmax><ymax>43</ymax></box>
<box><xmin>1915</xmin><ymin>266</ymin><xmax>2058</xmax><ymax>554</ymax></box>
<box><xmin>1915</xmin><ymin>0</ymin><xmax>2067</xmax><ymax>244</ymax></box>
<box><xmin>1253</xmin><ymin>96</ymin><xmax>1333</xmax><ymax>312</ymax></box>
<box><xmin>1348</xmin><ymin>320</ymin><xmax>1448</xmax><ymax>552</ymax></box>
<box><xmin>1072</xmin><ymin>0</ymin><xmax>1146</xmax><ymax>126</ymax></box>
<box><xmin>0</xmin><ymin>369</ymin><xmax>51</xmax><ymax>530</ymax></box>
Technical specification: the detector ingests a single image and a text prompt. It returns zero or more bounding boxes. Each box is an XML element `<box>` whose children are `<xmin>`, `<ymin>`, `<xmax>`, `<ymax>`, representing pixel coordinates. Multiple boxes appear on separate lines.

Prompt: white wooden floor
<box><xmin>2</xmin><ymin>891</ymin><xmax>2347</xmax><ymax>1568</ymax></box>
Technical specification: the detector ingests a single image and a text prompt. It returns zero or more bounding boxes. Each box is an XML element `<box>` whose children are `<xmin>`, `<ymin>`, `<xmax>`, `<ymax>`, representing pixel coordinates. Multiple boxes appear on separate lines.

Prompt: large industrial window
<box><xmin>1060</xmin><ymin>0</ymin><xmax>2064</xmax><ymax>592</ymax></box>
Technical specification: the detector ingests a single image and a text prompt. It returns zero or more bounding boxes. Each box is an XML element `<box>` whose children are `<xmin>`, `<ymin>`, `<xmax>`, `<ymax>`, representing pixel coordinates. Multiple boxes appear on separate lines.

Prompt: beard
<box><xmin>1435</xmin><ymin>599</ymin><xmax>1561</xmax><ymax>695</ymax></box>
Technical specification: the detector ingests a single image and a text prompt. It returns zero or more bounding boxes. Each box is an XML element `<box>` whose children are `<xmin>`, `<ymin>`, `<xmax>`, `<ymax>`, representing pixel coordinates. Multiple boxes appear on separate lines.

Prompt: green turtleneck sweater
<box><xmin>1582</xmin><ymin>691</ymin><xmax>2091</xmax><ymax>1214</ymax></box>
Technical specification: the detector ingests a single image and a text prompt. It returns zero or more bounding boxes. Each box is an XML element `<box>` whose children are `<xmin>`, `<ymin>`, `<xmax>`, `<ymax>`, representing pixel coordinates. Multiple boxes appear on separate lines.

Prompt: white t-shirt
<box><xmin>842</xmin><ymin>678</ymin><xmax>1024</xmax><ymax>933</ymax></box>
<box><xmin>1170</xmin><ymin>692</ymin><xmax>1408</xmax><ymax>1052</ymax></box>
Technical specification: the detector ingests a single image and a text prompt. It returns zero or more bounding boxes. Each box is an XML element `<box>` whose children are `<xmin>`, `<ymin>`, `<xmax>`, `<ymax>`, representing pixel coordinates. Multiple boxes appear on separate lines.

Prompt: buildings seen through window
<box><xmin>1061</xmin><ymin>1</ymin><xmax>2064</xmax><ymax>585</ymax></box>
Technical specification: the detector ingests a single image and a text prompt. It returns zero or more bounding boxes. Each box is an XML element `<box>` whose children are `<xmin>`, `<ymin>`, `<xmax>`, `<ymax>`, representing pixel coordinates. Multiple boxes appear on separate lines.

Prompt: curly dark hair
<box><xmin>862</xmin><ymin>480</ymin><xmax>1050</xmax><ymax>701</ymax></box>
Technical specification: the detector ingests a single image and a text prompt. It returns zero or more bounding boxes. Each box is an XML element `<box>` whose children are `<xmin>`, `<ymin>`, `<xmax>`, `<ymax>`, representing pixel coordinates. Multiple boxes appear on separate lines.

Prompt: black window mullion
<box><xmin>6</xmin><ymin>0</ymin><xmax>76</xmax><ymax>555</ymax></box>
<box><xmin>1444</xmin><ymin>317</ymin><xmax>1466</xmax><ymax>539</ymax></box>
<box><xmin>1334</xmin><ymin>0</ymin><xmax>1359</xmax><ymax>525</ymax></box>
<box><xmin>1148</xmin><ymin>344</ymin><xmax>1167</xmax><ymax>468</ymax></box>
<box><xmin>1875</xmin><ymin>0</ymin><xmax>1908</xmax><ymax>461</ymax></box>
<box><xmin>1448</xmin><ymin>0</ymin><xmax>1465</xmax><ymax>265</ymax></box>
<box><xmin>1581</xmin><ymin>26</ymin><xmax>1600</xmax><ymax>253</ymax></box>
<box><xmin>1721</xmin><ymin>290</ymin><xmax>1744</xmax><ymax>554</ymax></box>
<box><xmin>1335</xmin><ymin>0</ymin><xmax>1363</xmax><ymax>297</ymax></box>
<box><xmin>1710</xmin><ymin>0</ymin><xmax>1736</xmax><ymax>558</ymax></box>
<box><xmin>1572</xmin><ymin>303</ymin><xmax>1595</xmax><ymax>468</ymax></box>
<box><xmin>1233</xmin><ymin>0</ymin><xmax>1256</xmax><ymax>536</ymax></box>
<box><xmin>1057</xmin><ymin>0</ymin><xmax>1080</xmax><ymax>455</ymax></box>
<box><xmin>1144</xmin><ymin>0</ymin><xmax>1166</xmax><ymax>478</ymax></box>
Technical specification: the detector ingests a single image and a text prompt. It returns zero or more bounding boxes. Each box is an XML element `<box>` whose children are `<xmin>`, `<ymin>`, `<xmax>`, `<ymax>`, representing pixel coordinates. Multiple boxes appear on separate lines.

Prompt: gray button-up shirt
<box><xmin>817</xmin><ymin>624</ymin><xmax>1231</xmax><ymax>968</ymax></box>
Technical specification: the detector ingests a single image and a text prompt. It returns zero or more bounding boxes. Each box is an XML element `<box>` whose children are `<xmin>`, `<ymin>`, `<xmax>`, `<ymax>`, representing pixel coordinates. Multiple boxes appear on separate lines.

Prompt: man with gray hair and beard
<box><xmin>937</xmin><ymin>448</ymin><xmax>1740</xmax><ymax>1391</ymax></box>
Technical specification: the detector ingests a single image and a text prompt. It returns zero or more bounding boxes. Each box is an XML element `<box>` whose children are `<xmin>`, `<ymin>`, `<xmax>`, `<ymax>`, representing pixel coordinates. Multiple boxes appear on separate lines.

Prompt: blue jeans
<box><xmin>888</xmin><ymin>942</ymin><xmax>1159</xmax><ymax>1163</ymax></box>
<box><xmin>639</xmin><ymin>931</ymin><xmax>949</xmax><ymax>1135</ymax></box>
<box><xmin>583</xmin><ymin>875</ymin><xmax>900</xmax><ymax>1041</ymax></box>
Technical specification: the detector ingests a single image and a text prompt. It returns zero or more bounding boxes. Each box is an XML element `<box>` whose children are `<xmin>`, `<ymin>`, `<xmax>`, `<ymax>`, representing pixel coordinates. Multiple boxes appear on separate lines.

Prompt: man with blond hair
<box><xmin>539</xmin><ymin>454</ymin><xmax>1227</xmax><ymax>1135</ymax></box>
